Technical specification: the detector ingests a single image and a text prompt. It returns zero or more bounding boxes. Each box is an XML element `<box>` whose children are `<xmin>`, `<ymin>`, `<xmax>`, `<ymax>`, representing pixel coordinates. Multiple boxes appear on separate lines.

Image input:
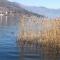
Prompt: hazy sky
<box><xmin>9</xmin><ymin>0</ymin><xmax>60</xmax><ymax>9</ymax></box>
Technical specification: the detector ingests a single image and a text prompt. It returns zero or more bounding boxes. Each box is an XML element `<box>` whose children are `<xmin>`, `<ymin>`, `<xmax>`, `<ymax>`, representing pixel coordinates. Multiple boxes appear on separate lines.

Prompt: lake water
<box><xmin>0</xmin><ymin>15</ymin><xmax>58</xmax><ymax>60</ymax></box>
<box><xmin>0</xmin><ymin>26</ymin><xmax>20</xmax><ymax>60</ymax></box>
<box><xmin>0</xmin><ymin>25</ymin><xmax>41</xmax><ymax>60</ymax></box>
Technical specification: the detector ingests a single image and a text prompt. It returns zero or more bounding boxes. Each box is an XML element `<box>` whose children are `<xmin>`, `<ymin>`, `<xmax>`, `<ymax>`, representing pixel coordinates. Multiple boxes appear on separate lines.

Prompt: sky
<box><xmin>9</xmin><ymin>0</ymin><xmax>60</xmax><ymax>9</ymax></box>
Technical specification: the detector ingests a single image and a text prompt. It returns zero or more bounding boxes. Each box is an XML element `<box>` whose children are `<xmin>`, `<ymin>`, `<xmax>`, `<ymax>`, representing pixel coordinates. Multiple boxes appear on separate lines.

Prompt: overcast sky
<box><xmin>8</xmin><ymin>0</ymin><xmax>60</xmax><ymax>9</ymax></box>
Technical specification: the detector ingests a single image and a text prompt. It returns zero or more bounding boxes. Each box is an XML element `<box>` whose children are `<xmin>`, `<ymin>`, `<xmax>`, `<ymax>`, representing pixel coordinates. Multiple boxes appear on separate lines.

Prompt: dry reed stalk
<box><xmin>18</xmin><ymin>16</ymin><xmax>60</xmax><ymax>60</ymax></box>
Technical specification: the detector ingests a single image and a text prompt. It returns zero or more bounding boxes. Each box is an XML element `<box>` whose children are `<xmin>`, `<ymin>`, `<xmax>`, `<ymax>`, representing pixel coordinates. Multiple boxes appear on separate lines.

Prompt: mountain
<box><xmin>1</xmin><ymin>0</ymin><xmax>60</xmax><ymax>18</ymax></box>
<box><xmin>22</xmin><ymin>6</ymin><xmax>60</xmax><ymax>18</ymax></box>
<box><xmin>0</xmin><ymin>0</ymin><xmax>46</xmax><ymax>26</ymax></box>
<box><xmin>0</xmin><ymin>0</ymin><xmax>45</xmax><ymax>18</ymax></box>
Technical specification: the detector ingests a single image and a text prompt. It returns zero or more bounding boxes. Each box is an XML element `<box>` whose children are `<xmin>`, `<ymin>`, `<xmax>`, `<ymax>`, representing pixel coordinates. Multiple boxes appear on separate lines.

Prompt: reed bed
<box><xmin>17</xmin><ymin>15</ymin><xmax>60</xmax><ymax>60</ymax></box>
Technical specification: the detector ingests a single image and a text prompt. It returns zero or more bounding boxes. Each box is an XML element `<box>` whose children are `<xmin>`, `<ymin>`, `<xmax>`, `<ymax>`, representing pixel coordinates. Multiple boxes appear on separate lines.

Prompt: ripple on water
<box><xmin>0</xmin><ymin>26</ymin><xmax>19</xmax><ymax>60</ymax></box>
<box><xmin>0</xmin><ymin>26</ymin><xmax>41</xmax><ymax>60</ymax></box>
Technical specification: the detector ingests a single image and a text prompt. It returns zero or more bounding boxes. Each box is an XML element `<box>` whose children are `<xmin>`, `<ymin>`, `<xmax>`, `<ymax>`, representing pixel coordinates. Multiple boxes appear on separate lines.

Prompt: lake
<box><xmin>0</xmin><ymin>15</ymin><xmax>45</xmax><ymax>60</ymax></box>
<box><xmin>0</xmin><ymin>26</ymin><xmax>20</xmax><ymax>60</ymax></box>
<box><xmin>0</xmin><ymin>14</ymin><xmax>45</xmax><ymax>60</ymax></box>
<box><xmin>0</xmin><ymin>25</ymin><xmax>41</xmax><ymax>60</ymax></box>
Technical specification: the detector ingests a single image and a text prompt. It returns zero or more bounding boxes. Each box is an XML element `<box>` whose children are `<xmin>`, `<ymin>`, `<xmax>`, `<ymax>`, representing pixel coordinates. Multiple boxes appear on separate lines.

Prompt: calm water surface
<box><xmin>0</xmin><ymin>26</ymin><xmax>41</xmax><ymax>60</ymax></box>
<box><xmin>0</xmin><ymin>26</ymin><xmax>20</xmax><ymax>60</ymax></box>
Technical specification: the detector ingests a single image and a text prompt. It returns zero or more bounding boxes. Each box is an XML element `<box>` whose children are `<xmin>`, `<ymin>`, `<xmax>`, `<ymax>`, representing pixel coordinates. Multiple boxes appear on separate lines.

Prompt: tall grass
<box><xmin>18</xmin><ymin>15</ymin><xmax>60</xmax><ymax>60</ymax></box>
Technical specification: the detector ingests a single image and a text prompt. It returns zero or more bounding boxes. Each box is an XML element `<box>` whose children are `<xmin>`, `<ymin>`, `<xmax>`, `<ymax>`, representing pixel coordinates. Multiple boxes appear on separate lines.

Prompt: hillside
<box><xmin>0</xmin><ymin>0</ymin><xmax>45</xmax><ymax>18</ymax></box>
<box><xmin>23</xmin><ymin>6</ymin><xmax>60</xmax><ymax>18</ymax></box>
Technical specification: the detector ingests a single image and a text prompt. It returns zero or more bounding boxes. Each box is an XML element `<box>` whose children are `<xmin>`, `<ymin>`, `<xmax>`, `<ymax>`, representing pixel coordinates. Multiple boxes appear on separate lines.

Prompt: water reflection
<box><xmin>0</xmin><ymin>15</ymin><xmax>19</xmax><ymax>26</ymax></box>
